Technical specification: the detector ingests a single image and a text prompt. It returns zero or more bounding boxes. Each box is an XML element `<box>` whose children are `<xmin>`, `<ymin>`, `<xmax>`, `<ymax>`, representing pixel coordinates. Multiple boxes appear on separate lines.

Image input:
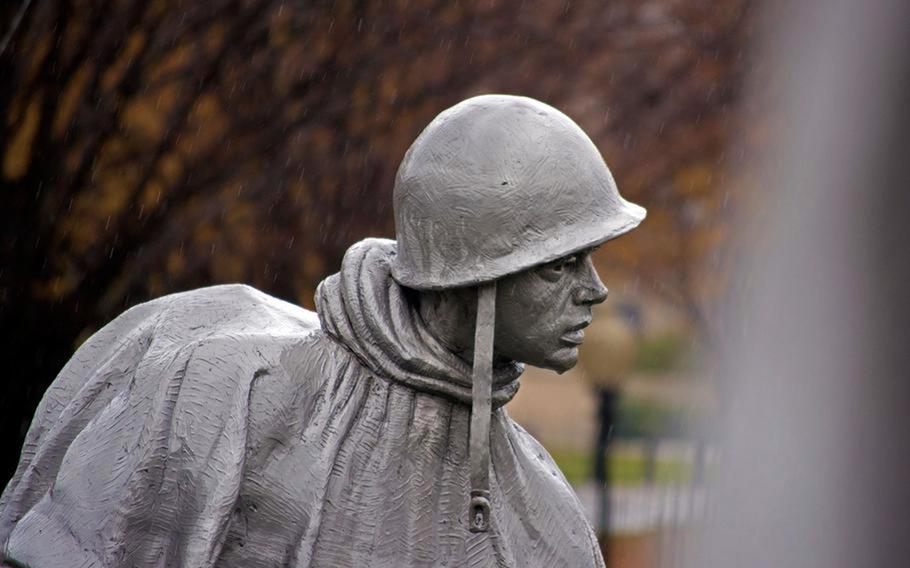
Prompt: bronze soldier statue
<box><xmin>0</xmin><ymin>95</ymin><xmax>644</xmax><ymax>567</ymax></box>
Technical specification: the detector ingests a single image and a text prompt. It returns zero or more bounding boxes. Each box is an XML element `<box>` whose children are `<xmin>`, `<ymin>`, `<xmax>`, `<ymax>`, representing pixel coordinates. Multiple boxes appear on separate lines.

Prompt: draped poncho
<box><xmin>0</xmin><ymin>239</ymin><xmax>603</xmax><ymax>567</ymax></box>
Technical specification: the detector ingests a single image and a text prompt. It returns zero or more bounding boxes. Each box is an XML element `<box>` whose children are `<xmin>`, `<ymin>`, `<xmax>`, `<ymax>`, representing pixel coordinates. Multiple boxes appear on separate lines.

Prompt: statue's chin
<box><xmin>541</xmin><ymin>346</ymin><xmax>579</xmax><ymax>375</ymax></box>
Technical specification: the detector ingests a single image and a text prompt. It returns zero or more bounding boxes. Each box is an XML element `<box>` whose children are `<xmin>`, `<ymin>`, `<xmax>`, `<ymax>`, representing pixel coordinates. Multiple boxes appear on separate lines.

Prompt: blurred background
<box><xmin>2</xmin><ymin>0</ymin><xmax>762</xmax><ymax>565</ymax></box>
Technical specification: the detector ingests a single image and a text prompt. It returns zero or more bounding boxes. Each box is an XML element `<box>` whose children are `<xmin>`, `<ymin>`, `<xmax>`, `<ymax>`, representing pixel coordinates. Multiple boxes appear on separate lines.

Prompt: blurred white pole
<box><xmin>694</xmin><ymin>0</ymin><xmax>910</xmax><ymax>566</ymax></box>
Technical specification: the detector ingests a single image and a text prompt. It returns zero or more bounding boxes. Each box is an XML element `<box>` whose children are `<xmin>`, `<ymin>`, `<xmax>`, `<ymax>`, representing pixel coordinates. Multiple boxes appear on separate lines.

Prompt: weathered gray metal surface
<box><xmin>1</xmin><ymin>257</ymin><xmax>602</xmax><ymax>567</ymax></box>
<box><xmin>391</xmin><ymin>94</ymin><xmax>645</xmax><ymax>291</ymax></box>
<box><xmin>469</xmin><ymin>283</ymin><xmax>496</xmax><ymax>533</ymax></box>
<box><xmin>1</xmin><ymin>95</ymin><xmax>644</xmax><ymax>567</ymax></box>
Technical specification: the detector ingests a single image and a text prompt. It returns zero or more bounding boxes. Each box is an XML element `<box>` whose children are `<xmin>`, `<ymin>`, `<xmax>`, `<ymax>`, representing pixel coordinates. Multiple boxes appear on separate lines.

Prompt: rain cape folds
<box><xmin>0</xmin><ymin>238</ymin><xmax>603</xmax><ymax>568</ymax></box>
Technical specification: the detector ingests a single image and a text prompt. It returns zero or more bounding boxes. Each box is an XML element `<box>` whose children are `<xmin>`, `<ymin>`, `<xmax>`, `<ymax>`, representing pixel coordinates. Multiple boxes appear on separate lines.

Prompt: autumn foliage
<box><xmin>0</xmin><ymin>0</ymin><xmax>753</xmax><ymax>484</ymax></box>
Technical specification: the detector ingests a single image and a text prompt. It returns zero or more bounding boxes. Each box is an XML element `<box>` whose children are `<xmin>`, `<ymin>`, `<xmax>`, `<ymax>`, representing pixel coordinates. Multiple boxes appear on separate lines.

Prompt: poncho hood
<box><xmin>316</xmin><ymin>238</ymin><xmax>522</xmax><ymax>406</ymax></box>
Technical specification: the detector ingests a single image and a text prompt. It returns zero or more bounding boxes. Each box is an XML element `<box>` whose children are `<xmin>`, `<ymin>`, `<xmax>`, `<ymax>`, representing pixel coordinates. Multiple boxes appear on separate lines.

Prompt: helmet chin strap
<box><xmin>469</xmin><ymin>282</ymin><xmax>496</xmax><ymax>532</ymax></box>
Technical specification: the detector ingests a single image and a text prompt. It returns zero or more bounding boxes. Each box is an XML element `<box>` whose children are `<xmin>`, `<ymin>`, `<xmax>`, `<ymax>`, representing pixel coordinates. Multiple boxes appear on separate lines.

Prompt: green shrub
<box><xmin>614</xmin><ymin>398</ymin><xmax>695</xmax><ymax>440</ymax></box>
<box><xmin>635</xmin><ymin>334</ymin><xmax>691</xmax><ymax>374</ymax></box>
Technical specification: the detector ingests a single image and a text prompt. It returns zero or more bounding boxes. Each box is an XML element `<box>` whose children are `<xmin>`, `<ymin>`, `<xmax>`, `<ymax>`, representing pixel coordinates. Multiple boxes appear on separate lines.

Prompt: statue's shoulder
<box><xmin>54</xmin><ymin>283</ymin><xmax>324</xmax><ymax>403</ymax></box>
<box><xmin>150</xmin><ymin>283</ymin><xmax>316</xmax><ymax>319</ymax></box>
<box><xmin>134</xmin><ymin>283</ymin><xmax>321</xmax><ymax>339</ymax></box>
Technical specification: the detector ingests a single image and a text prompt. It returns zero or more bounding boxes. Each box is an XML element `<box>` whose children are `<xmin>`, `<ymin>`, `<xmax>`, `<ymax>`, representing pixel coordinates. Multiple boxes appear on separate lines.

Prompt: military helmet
<box><xmin>390</xmin><ymin>94</ymin><xmax>646</xmax><ymax>290</ymax></box>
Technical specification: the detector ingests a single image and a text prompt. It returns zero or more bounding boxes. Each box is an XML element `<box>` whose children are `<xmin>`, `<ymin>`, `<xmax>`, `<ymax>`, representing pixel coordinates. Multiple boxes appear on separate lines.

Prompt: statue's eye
<box><xmin>554</xmin><ymin>255</ymin><xmax>578</xmax><ymax>271</ymax></box>
<box><xmin>539</xmin><ymin>255</ymin><xmax>578</xmax><ymax>281</ymax></box>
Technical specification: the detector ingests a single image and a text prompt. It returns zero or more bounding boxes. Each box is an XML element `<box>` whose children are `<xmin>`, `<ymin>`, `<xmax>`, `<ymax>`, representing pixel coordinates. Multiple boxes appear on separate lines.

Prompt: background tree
<box><xmin>0</xmin><ymin>0</ymin><xmax>754</xmax><ymax>485</ymax></box>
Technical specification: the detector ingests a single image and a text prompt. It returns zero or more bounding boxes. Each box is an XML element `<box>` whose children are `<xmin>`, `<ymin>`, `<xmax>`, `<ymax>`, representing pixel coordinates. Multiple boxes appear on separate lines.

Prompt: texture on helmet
<box><xmin>391</xmin><ymin>94</ymin><xmax>646</xmax><ymax>290</ymax></box>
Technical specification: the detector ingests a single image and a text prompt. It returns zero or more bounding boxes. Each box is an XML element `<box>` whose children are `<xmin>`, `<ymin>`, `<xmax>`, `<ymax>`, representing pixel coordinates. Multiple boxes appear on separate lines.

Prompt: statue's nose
<box><xmin>575</xmin><ymin>282</ymin><xmax>608</xmax><ymax>305</ymax></box>
<box><xmin>573</xmin><ymin>258</ymin><xmax>608</xmax><ymax>305</ymax></box>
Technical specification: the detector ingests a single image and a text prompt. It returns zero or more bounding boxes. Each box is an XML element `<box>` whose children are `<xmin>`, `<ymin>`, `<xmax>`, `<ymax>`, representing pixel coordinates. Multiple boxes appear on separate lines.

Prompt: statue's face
<box><xmin>494</xmin><ymin>248</ymin><xmax>608</xmax><ymax>372</ymax></box>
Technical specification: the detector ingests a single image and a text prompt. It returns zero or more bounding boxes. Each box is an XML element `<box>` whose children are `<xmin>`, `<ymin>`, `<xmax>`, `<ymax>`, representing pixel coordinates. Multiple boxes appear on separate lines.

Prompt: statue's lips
<box><xmin>560</xmin><ymin>330</ymin><xmax>585</xmax><ymax>345</ymax></box>
<box><xmin>560</xmin><ymin>320</ymin><xmax>591</xmax><ymax>346</ymax></box>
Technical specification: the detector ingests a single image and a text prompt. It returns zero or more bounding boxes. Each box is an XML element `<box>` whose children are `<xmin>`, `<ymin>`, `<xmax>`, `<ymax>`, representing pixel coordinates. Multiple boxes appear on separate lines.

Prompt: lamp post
<box><xmin>577</xmin><ymin>303</ymin><xmax>641</xmax><ymax>557</ymax></box>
